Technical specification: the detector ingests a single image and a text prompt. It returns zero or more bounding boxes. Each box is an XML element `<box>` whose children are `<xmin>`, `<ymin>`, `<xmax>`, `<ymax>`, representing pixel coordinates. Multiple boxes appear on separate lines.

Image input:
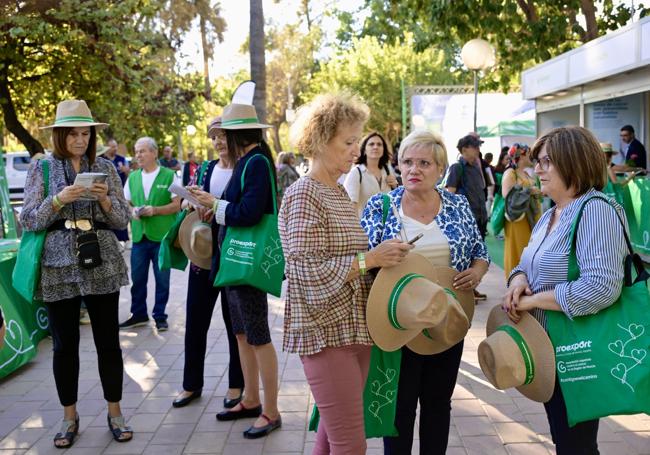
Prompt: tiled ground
<box><xmin>0</xmin><ymin>260</ymin><xmax>648</xmax><ymax>454</ymax></box>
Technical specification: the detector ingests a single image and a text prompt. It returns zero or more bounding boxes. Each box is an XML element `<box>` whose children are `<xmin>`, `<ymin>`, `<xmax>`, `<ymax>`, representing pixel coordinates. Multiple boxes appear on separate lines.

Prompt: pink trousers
<box><xmin>301</xmin><ymin>344</ymin><xmax>372</xmax><ymax>455</ymax></box>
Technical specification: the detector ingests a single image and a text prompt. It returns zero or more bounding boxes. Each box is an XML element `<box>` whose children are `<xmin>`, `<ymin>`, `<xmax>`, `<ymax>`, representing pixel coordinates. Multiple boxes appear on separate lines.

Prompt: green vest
<box><xmin>128</xmin><ymin>167</ymin><xmax>176</xmax><ymax>243</ymax></box>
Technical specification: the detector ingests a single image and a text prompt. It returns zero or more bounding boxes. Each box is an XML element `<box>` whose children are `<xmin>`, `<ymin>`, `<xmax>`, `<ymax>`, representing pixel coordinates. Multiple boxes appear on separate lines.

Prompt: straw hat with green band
<box><xmin>366</xmin><ymin>253</ymin><xmax>469</xmax><ymax>353</ymax></box>
<box><xmin>219</xmin><ymin>103</ymin><xmax>271</xmax><ymax>130</ymax></box>
<box><xmin>40</xmin><ymin>100</ymin><xmax>108</xmax><ymax>130</ymax></box>
<box><xmin>178</xmin><ymin>210</ymin><xmax>213</xmax><ymax>270</ymax></box>
<box><xmin>406</xmin><ymin>266</ymin><xmax>474</xmax><ymax>355</ymax></box>
<box><xmin>478</xmin><ymin>305</ymin><xmax>555</xmax><ymax>403</ymax></box>
<box><xmin>600</xmin><ymin>142</ymin><xmax>614</xmax><ymax>153</ymax></box>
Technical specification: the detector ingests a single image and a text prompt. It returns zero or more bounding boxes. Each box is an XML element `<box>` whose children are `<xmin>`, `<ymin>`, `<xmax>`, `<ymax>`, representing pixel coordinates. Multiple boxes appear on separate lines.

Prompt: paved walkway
<box><xmin>0</xmin><ymin>261</ymin><xmax>648</xmax><ymax>454</ymax></box>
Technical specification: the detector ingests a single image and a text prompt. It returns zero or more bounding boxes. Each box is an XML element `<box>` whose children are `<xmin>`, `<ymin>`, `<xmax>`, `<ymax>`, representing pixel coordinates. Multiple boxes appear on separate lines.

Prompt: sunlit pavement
<box><xmin>0</xmin><ymin>260</ymin><xmax>648</xmax><ymax>454</ymax></box>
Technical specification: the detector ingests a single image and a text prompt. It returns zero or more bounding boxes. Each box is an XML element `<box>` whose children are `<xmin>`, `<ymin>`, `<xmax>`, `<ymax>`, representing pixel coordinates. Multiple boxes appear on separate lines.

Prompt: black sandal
<box><xmin>53</xmin><ymin>414</ymin><xmax>79</xmax><ymax>449</ymax></box>
<box><xmin>107</xmin><ymin>414</ymin><xmax>133</xmax><ymax>442</ymax></box>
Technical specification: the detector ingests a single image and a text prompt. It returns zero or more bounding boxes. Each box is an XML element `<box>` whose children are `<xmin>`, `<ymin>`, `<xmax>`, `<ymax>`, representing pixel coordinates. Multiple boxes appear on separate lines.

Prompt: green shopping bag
<box><xmin>545</xmin><ymin>195</ymin><xmax>650</xmax><ymax>426</ymax></box>
<box><xmin>308</xmin><ymin>346</ymin><xmax>401</xmax><ymax>437</ymax></box>
<box><xmin>213</xmin><ymin>155</ymin><xmax>284</xmax><ymax>297</ymax></box>
<box><xmin>158</xmin><ymin>161</ymin><xmax>210</xmax><ymax>271</ymax></box>
<box><xmin>12</xmin><ymin>160</ymin><xmax>49</xmax><ymax>302</ymax></box>
<box><xmin>158</xmin><ymin>209</ymin><xmax>189</xmax><ymax>271</ymax></box>
<box><xmin>490</xmin><ymin>192</ymin><xmax>506</xmax><ymax>235</ymax></box>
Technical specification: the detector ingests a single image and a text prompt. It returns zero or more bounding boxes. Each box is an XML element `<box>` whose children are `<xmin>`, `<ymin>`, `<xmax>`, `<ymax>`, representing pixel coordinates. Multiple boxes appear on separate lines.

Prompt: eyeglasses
<box><xmin>399</xmin><ymin>158</ymin><xmax>434</xmax><ymax>169</ymax></box>
<box><xmin>532</xmin><ymin>155</ymin><xmax>552</xmax><ymax>171</ymax></box>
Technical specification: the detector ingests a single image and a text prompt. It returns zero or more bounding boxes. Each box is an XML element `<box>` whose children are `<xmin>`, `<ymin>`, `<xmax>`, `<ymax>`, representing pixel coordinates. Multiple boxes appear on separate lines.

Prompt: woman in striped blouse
<box><xmin>503</xmin><ymin>126</ymin><xmax>628</xmax><ymax>455</ymax></box>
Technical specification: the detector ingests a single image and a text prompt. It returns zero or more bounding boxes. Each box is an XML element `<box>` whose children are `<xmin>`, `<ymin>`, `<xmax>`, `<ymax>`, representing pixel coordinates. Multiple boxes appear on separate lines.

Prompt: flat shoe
<box><xmin>243</xmin><ymin>413</ymin><xmax>281</xmax><ymax>439</ymax></box>
<box><xmin>216</xmin><ymin>402</ymin><xmax>262</xmax><ymax>421</ymax></box>
<box><xmin>53</xmin><ymin>414</ymin><xmax>79</xmax><ymax>449</ymax></box>
<box><xmin>107</xmin><ymin>414</ymin><xmax>133</xmax><ymax>443</ymax></box>
<box><xmin>223</xmin><ymin>391</ymin><xmax>243</xmax><ymax>409</ymax></box>
<box><xmin>172</xmin><ymin>390</ymin><xmax>202</xmax><ymax>408</ymax></box>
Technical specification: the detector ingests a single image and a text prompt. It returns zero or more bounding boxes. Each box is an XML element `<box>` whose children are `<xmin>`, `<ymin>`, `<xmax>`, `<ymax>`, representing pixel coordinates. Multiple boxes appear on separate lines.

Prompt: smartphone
<box><xmin>407</xmin><ymin>233</ymin><xmax>424</xmax><ymax>245</ymax></box>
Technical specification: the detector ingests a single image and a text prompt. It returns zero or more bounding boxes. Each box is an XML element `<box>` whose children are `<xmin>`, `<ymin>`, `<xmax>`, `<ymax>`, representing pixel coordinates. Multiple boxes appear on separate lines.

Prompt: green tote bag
<box><xmin>158</xmin><ymin>161</ymin><xmax>210</xmax><ymax>271</ymax></box>
<box><xmin>213</xmin><ymin>155</ymin><xmax>284</xmax><ymax>297</ymax></box>
<box><xmin>545</xmin><ymin>196</ymin><xmax>650</xmax><ymax>427</ymax></box>
<box><xmin>12</xmin><ymin>160</ymin><xmax>49</xmax><ymax>302</ymax></box>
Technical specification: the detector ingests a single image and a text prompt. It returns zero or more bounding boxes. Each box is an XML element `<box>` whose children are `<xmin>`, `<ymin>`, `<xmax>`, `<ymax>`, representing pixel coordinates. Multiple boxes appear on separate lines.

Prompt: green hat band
<box><xmin>388</xmin><ymin>273</ymin><xmax>424</xmax><ymax>330</ymax></box>
<box><xmin>54</xmin><ymin>116</ymin><xmax>95</xmax><ymax>125</ymax></box>
<box><xmin>221</xmin><ymin>117</ymin><xmax>260</xmax><ymax>127</ymax></box>
<box><xmin>496</xmin><ymin>325</ymin><xmax>535</xmax><ymax>385</ymax></box>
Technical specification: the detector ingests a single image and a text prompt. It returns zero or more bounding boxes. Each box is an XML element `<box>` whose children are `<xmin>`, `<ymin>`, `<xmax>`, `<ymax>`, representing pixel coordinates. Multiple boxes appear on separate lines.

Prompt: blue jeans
<box><xmin>130</xmin><ymin>237</ymin><xmax>170</xmax><ymax>322</ymax></box>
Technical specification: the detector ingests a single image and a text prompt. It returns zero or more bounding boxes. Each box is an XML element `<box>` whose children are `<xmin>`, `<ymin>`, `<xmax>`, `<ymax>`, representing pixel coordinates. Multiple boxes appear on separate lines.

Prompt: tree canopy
<box><xmin>0</xmin><ymin>0</ymin><xmax>204</xmax><ymax>155</ymax></box>
<box><xmin>346</xmin><ymin>0</ymin><xmax>649</xmax><ymax>91</ymax></box>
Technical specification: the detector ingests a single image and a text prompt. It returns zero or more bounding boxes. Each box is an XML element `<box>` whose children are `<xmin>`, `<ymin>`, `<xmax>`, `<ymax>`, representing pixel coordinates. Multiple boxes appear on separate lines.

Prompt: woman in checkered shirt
<box><xmin>279</xmin><ymin>93</ymin><xmax>413</xmax><ymax>454</ymax></box>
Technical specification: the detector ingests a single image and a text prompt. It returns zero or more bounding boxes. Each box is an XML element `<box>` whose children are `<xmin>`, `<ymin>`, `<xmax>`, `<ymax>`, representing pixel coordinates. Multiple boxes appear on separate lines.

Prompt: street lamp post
<box><xmin>461</xmin><ymin>39</ymin><xmax>496</xmax><ymax>133</ymax></box>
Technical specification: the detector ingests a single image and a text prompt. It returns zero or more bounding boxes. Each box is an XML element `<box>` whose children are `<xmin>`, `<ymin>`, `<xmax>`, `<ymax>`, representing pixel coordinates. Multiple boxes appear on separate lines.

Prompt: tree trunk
<box><xmin>249</xmin><ymin>0</ymin><xmax>267</xmax><ymax>123</ymax></box>
<box><xmin>0</xmin><ymin>71</ymin><xmax>44</xmax><ymax>157</ymax></box>
<box><xmin>200</xmin><ymin>15</ymin><xmax>212</xmax><ymax>101</ymax></box>
<box><xmin>580</xmin><ymin>0</ymin><xmax>599</xmax><ymax>41</ymax></box>
<box><xmin>271</xmin><ymin>124</ymin><xmax>282</xmax><ymax>153</ymax></box>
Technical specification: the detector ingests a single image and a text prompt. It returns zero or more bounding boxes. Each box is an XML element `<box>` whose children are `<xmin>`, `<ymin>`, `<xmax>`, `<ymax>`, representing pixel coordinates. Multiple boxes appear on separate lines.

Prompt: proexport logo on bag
<box><xmin>229</xmin><ymin>239</ymin><xmax>256</xmax><ymax>249</ymax></box>
<box><xmin>556</xmin><ymin>340</ymin><xmax>593</xmax><ymax>354</ymax></box>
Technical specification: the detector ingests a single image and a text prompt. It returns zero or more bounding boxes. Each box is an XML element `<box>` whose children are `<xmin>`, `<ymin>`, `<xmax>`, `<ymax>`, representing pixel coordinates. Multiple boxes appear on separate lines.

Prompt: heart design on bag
<box><xmin>628</xmin><ymin>323</ymin><xmax>645</xmax><ymax>339</ymax></box>
<box><xmin>367</xmin><ymin>400</ymin><xmax>382</xmax><ymax>418</ymax></box>
<box><xmin>630</xmin><ymin>349</ymin><xmax>647</xmax><ymax>363</ymax></box>
<box><xmin>611</xmin><ymin>363</ymin><xmax>628</xmax><ymax>383</ymax></box>
<box><xmin>608</xmin><ymin>340</ymin><xmax>625</xmax><ymax>356</ymax></box>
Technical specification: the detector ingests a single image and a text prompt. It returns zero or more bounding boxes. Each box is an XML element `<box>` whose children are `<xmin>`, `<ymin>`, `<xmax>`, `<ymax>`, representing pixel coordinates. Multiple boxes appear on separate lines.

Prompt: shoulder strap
<box><xmin>381</xmin><ymin>193</ymin><xmax>390</xmax><ymax>225</ymax></box>
<box><xmin>568</xmin><ymin>195</ymin><xmax>647</xmax><ymax>285</ymax></box>
<box><xmin>42</xmin><ymin>160</ymin><xmax>49</xmax><ymax>197</ymax></box>
<box><xmin>358</xmin><ymin>166</ymin><xmax>362</xmax><ymax>184</ymax></box>
<box><xmin>240</xmin><ymin>154</ymin><xmax>278</xmax><ymax>215</ymax></box>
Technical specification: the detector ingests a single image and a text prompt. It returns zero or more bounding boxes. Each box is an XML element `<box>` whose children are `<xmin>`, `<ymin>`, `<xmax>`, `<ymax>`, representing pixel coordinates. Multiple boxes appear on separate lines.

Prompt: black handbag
<box><xmin>64</xmin><ymin>162</ymin><xmax>103</xmax><ymax>269</ymax></box>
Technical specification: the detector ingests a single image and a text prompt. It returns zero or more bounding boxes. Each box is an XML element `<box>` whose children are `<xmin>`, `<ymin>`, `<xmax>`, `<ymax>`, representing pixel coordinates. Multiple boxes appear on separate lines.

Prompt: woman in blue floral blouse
<box><xmin>361</xmin><ymin>130</ymin><xmax>490</xmax><ymax>454</ymax></box>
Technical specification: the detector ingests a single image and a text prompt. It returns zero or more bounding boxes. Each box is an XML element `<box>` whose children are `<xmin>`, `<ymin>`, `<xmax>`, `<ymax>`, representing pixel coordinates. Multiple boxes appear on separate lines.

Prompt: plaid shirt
<box><xmin>279</xmin><ymin>176</ymin><xmax>374</xmax><ymax>356</ymax></box>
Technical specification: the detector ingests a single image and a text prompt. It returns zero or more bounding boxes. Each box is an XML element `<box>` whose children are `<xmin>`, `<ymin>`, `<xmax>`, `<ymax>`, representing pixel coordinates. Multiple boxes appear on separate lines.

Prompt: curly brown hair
<box><xmin>289</xmin><ymin>92</ymin><xmax>370</xmax><ymax>158</ymax></box>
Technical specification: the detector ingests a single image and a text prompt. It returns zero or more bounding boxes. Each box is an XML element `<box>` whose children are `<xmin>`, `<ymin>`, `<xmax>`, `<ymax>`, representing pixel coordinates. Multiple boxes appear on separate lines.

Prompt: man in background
<box><xmin>159</xmin><ymin>146</ymin><xmax>181</xmax><ymax>171</ymax></box>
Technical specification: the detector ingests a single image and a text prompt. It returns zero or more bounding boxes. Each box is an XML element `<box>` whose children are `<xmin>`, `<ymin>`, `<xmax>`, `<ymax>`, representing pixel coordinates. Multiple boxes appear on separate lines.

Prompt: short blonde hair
<box><xmin>398</xmin><ymin>130</ymin><xmax>448</xmax><ymax>170</ymax></box>
<box><xmin>277</xmin><ymin>151</ymin><xmax>294</xmax><ymax>165</ymax></box>
<box><xmin>289</xmin><ymin>92</ymin><xmax>370</xmax><ymax>157</ymax></box>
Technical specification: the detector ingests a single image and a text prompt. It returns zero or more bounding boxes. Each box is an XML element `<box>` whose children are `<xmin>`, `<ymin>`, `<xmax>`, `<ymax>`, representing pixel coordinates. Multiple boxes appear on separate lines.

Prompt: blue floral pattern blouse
<box><xmin>361</xmin><ymin>186</ymin><xmax>490</xmax><ymax>272</ymax></box>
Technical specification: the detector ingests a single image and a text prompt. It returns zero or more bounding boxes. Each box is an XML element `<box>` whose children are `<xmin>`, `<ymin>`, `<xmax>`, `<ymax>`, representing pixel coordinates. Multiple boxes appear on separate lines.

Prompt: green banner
<box><xmin>619</xmin><ymin>177</ymin><xmax>650</xmax><ymax>258</ymax></box>
<box><xmin>0</xmin><ymin>240</ymin><xmax>49</xmax><ymax>378</ymax></box>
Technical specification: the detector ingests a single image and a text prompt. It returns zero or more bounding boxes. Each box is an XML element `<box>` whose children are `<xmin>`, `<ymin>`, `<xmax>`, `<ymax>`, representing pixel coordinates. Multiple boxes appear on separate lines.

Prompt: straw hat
<box><xmin>207</xmin><ymin>116</ymin><xmax>222</xmax><ymax>137</ymax></box>
<box><xmin>220</xmin><ymin>103</ymin><xmax>271</xmax><ymax>130</ymax></box>
<box><xmin>600</xmin><ymin>142</ymin><xmax>614</xmax><ymax>153</ymax></box>
<box><xmin>178</xmin><ymin>211</ymin><xmax>213</xmax><ymax>270</ymax></box>
<box><xmin>366</xmin><ymin>253</ymin><xmax>470</xmax><ymax>353</ymax></box>
<box><xmin>96</xmin><ymin>145</ymin><xmax>110</xmax><ymax>157</ymax></box>
<box><xmin>478</xmin><ymin>305</ymin><xmax>555</xmax><ymax>403</ymax></box>
<box><xmin>40</xmin><ymin>100</ymin><xmax>108</xmax><ymax>130</ymax></box>
<box><xmin>406</xmin><ymin>266</ymin><xmax>475</xmax><ymax>355</ymax></box>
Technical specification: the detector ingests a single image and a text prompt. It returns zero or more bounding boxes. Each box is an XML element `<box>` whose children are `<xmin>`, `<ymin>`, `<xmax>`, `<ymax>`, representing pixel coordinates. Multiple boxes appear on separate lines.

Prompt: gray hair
<box><xmin>135</xmin><ymin>136</ymin><xmax>158</xmax><ymax>153</ymax></box>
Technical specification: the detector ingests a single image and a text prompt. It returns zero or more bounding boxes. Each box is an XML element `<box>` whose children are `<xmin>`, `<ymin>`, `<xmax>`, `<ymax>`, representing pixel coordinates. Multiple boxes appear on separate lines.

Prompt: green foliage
<box><xmin>0</xmin><ymin>0</ymin><xmax>204</xmax><ymax>152</ymax></box>
<box><xmin>353</xmin><ymin>0</ymin><xmax>649</xmax><ymax>91</ymax></box>
<box><xmin>307</xmin><ymin>34</ymin><xmax>459</xmax><ymax>143</ymax></box>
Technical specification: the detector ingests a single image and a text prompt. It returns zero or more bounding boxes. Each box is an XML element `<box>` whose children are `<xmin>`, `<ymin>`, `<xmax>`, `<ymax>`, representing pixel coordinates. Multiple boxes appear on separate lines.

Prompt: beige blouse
<box><xmin>278</xmin><ymin>176</ymin><xmax>374</xmax><ymax>356</ymax></box>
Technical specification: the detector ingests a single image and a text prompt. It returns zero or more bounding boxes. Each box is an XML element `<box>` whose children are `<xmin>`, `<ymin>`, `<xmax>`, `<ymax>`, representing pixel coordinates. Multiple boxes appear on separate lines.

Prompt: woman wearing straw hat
<box><xmin>171</xmin><ymin>116</ymin><xmax>244</xmax><ymax>410</ymax></box>
<box><xmin>20</xmin><ymin>100</ymin><xmax>133</xmax><ymax>448</ymax></box>
<box><xmin>503</xmin><ymin>126</ymin><xmax>629</xmax><ymax>454</ymax></box>
<box><xmin>278</xmin><ymin>93</ymin><xmax>413</xmax><ymax>455</ymax></box>
<box><xmin>189</xmin><ymin>103</ymin><xmax>282</xmax><ymax>438</ymax></box>
<box><xmin>361</xmin><ymin>129</ymin><xmax>490</xmax><ymax>454</ymax></box>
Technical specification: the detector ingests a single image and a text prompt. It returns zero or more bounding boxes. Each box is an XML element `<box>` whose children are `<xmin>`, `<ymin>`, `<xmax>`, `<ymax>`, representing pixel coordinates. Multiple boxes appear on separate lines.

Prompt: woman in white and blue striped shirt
<box><xmin>502</xmin><ymin>126</ymin><xmax>628</xmax><ymax>455</ymax></box>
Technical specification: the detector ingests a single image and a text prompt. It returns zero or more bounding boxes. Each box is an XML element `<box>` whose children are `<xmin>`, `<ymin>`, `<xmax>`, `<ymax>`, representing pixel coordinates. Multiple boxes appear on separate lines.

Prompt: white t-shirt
<box><xmin>343</xmin><ymin>164</ymin><xmax>394</xmax><ymax>217</ymax></box>
<box><xmin>400</xmin><ymin>205</ymin><xmax>451</xmax><ymax>267</ymax></box>
<box><xmin>209</xmin><ymin>164</ymin><xmax>233</xmax><ymax>198</ymax></box>
<box><xmin>123</xmin><ymin>166</ymin><xmax>179</xmax><ymax>202</ymax></box>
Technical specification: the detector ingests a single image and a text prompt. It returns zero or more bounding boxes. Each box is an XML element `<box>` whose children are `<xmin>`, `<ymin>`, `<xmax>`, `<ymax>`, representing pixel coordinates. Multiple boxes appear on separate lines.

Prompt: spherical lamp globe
<box><xmin>461</xmin><ymin>39</ymin><xmax>496</xmax><ymax>71</ymax></box>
